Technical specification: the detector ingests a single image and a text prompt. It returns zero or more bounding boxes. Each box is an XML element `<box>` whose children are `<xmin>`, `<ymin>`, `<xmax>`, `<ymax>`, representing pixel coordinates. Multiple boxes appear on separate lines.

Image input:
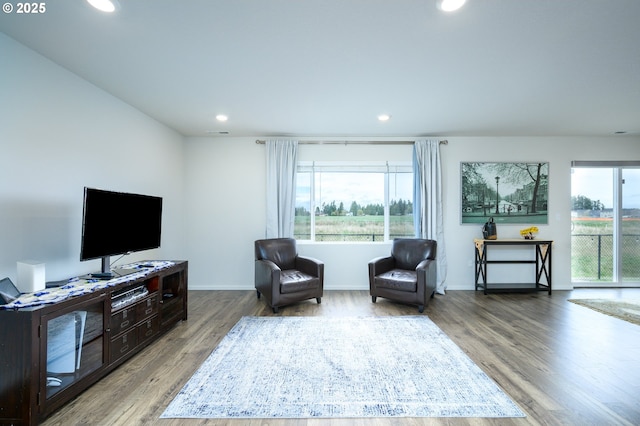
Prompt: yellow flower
<box><xmin>520</xmin><ymin>226</ymin><xmax>539</xmax><ymax>236</ymax></box>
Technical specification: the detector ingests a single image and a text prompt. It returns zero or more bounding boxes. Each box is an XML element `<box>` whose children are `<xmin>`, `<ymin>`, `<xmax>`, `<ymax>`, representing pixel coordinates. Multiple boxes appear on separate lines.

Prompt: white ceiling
<box><xmin>1</xmin><ymin>0</ymin><xmax>639</xmax><ymax>138</ymax></box>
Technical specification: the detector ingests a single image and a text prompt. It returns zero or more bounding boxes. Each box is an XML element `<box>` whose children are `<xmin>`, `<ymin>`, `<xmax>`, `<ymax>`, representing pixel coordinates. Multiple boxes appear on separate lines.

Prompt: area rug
<box><xmin>161</xmin><ymin>316</ymin><xmax>524</xmax><ymax>419</ymax></box>
<box><xmin>568</xmin><ymin>299</ymin><xmax>640</xmax><ymax>326</ymax></box>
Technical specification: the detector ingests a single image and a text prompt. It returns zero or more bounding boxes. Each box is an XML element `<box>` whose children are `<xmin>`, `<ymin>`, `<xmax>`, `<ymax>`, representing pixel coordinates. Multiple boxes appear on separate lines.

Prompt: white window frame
<box><xmin>295</xmin><ymin>161</ymin><xmax>414</xmax><ymax>242</ymax></box>
<box><xmin>571</xmin><ymin>160</ymin><xmax>640</xmax><ymax>286</ymax></box>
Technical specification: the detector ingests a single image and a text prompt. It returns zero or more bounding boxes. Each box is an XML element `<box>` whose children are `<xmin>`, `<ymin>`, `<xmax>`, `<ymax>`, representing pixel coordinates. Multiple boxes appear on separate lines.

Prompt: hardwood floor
<box><xmin>41</xmin><ymin>288</ymin><xmax>640</xmax><ymax>426</ymax></box>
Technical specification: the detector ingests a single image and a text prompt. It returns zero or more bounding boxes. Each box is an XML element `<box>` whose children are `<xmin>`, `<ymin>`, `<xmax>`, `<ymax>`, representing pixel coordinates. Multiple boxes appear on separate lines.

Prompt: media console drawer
<box><xmin>136</xmin><ymin>293</ymin><xmax>158</xmax><ymax>320</ymax></box>
<box><xmin>110</xmin><ymin>328</ymin><xmax>138</xmax><ymax>362</ymax></box>
<box><xmin>111</xmin><ymin>305</ymin><xmax>137</xmax><ymax>333</ymax></box>
<box><xmin>138</xmin><ymin>315</ymin><xmax>160</xmax><ymax>343</ymax></box>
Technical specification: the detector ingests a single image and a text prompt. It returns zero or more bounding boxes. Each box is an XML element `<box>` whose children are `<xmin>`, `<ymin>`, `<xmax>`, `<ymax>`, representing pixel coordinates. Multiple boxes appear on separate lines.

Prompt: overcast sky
<box><xmin>296</xmin><ymin>172</ymin><xmax>412</xmax><ymax>209</ymax></box>
<box><xmin>571</xmin><ymin>168</ymin><xmax>640</xmax><ymax>209</ymax></box>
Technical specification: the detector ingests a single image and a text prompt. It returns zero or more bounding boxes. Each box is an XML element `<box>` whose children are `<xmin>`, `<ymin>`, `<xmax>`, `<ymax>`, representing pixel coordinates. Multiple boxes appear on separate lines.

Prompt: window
<box><xmin>571</xmin><ymin>162</ymin><xmax>640</xmax><ymax>285</ymax></box>
<box><xmin>295</xmin><ymin>162</ymin><xmax>414</xmax><ymax>241</ymax></box>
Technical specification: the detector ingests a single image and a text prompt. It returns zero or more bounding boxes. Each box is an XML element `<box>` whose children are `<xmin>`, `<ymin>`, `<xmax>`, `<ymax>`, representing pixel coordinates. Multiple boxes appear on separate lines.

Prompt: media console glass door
<box><xmin>41</xmin><ymin>295</ymin><xmax>107</xmax><ymax>403</ymax></box>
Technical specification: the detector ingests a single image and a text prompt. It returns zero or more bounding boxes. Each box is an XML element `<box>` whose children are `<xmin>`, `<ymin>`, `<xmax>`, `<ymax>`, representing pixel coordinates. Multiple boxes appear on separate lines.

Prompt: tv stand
<box><xmin>100</xmin><ymin>255</ymin><xmax>111</xmax><ymax>276</ymax></box>
<box><xmin>0</xmin><ymin>260</ymin><xmax>188</xmax><ymax>426</ymax></box>
<box><xmin>91</xmin><ymin>268</ymin><xmax>140</xmax><ymax>280</ymax></box>
<box><xmin>90</xmin><ymin>272</ymin><xmax>114</xmax><ymax>279</ymax></box>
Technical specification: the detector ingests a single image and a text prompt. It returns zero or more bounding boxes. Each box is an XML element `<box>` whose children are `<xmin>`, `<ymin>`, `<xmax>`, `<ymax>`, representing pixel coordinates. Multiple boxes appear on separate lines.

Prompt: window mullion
<box><xmin>384</xmin><ymin>170</ymin><xmax>390</xmax><ymax>242</ymax></box>
<box><xmin>310</xmin><ymin>168</ymin><xmax>316</xmax><ymax>241</ymax></box>
<box><xmin>607</xmin><ymin>167</ymin><xmax>627</xmax><ymax>283</ymax></box>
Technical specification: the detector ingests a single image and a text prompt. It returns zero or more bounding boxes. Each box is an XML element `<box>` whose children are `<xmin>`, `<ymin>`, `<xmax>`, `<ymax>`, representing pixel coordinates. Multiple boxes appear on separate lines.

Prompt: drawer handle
<box><xmin>145</xmin><ymin>329</ymin><xmax>153</xmax><ymax>337</ymax></box>
<box><xmin>145</xmin><ymin>308</ymin><xmax>153</xmax><ymax>315</ymax></box>
<box><xmin>120</xmin><ymin>320</ymin><xmax>130</xmax><ymax>328</ymax></box>
<box><xmin>120</xmin><ymin>345</ymin><xmax>129</xmax><ymax>354</ymax></box>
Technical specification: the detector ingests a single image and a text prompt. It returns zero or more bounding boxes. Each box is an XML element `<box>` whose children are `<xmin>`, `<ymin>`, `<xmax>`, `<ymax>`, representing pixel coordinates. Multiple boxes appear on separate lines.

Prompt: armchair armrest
<box><xmin>415</xmin><ymin>258</ymin><xmax>435</xmax><ymax>271</ymax></box>
<box><xmin>416</xmin><ymin>258</ymin><xmax>437</xmax><ymax>295</ymax></box>
<box><xmin>255</xmin><ymin>259</ymin><xmax>280</xmax><ymax>287</ymax></box>
<box><xmin>296</xmin><ymin>256</ymin><xmax>324</xmax><ymax>279</ymax></box>
<box><xmin>368</xmin><ymin>256</ymin><xmax>395</xmax><ymax>276</ymax></box>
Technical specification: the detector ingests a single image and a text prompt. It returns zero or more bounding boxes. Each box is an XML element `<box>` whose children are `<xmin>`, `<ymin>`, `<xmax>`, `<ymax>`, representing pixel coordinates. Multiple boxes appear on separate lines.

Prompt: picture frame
<box><xmin>461</xmin><ymin>162</ymin><xmax>549</xmax><ymax>224</ymax></box>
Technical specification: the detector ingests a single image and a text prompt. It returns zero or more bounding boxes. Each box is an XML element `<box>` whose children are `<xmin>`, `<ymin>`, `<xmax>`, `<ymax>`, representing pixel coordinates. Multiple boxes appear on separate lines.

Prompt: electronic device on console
<box><xmin>0</xmin><ymin>277</ymin><xmax>21</xmax><ymax>305</ymax></box>
<box><xmin>111</xmin><ymin>285</ymin><xmax>149</xmax><ymax>310</ymax></box>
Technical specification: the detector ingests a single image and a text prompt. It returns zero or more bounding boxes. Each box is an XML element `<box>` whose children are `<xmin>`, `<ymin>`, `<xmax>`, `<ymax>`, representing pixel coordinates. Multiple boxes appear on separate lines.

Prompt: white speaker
<box><xmin>17</xmin><ymin>260</ymin><xmax>46</xmax><ymax>293</ymax></box>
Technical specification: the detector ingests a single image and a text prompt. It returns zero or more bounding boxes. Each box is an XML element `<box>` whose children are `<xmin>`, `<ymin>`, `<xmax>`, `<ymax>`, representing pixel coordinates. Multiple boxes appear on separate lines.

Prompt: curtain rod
<box><xmin>255</xmin><ymin>139</ymin><xmax>448</xmax><ymax>145</ymax></box>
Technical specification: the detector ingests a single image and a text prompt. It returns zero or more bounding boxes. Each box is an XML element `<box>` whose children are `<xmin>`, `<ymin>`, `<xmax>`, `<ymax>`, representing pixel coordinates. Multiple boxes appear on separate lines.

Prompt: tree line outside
<box><xmin>572</xmin><ymin>194</ymin><xmax>605</xmax><ymax>211</ymax></box>
<box><xmin>295</xmin><ymin>198</ymin><xmax>412</xmax><ymax>217</ymax></box>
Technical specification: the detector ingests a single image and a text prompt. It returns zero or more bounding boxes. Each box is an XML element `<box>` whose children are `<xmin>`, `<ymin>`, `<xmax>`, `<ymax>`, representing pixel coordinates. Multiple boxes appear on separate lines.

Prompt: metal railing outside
<box><xmin>294</xmin><ymin>233</ymin><xmax>413</xmax><ymax>242</ymax></box>
<box><xmin>571</xmin><ymin>234</ymin><xmax>640</xmax><ymax>281</ymax></box>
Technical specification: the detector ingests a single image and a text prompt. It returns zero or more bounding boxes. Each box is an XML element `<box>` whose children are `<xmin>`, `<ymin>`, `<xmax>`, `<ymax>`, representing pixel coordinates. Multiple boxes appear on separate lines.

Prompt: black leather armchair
<box><xmin>255</xmin><ymin>238</ymin><xmax>324</xmax><ymax>313</ymax></box>
<box><xmin>368</xmin><ymin>238</ymin><xmax>437</xmax><ymax>313</ymax></box>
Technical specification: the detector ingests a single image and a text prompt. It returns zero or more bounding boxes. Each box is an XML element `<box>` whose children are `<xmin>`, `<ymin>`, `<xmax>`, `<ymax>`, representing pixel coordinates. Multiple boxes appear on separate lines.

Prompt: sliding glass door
<box><xmin>622</xmin><ymin>168</ymin><xmax>640</xmax><ymax>282</ymax></box>
<box><xmin>571</xmin><ymin>162</ymin><xmax>640</xmax><ymax>286</ymax></box>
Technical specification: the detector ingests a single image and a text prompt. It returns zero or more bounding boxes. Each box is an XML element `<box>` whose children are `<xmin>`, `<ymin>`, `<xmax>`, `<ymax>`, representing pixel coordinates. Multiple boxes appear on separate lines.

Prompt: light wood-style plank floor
<box><xmin>42</xmin><ymin>288</ymin><xmax>640</xmax><ymax>425</ymax></box>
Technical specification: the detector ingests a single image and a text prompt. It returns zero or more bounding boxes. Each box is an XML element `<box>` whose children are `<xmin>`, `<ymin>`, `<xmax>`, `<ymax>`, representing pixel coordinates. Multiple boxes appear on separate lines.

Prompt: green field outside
<box><xmin>294</xmin><ymin>215</ymin><xmax>414</xmax><ymax>241</ymax></box>
<box><xmin>571</xmin><ymin>218</ymin><xmax>640</xmax><ymax>282</ymax></box>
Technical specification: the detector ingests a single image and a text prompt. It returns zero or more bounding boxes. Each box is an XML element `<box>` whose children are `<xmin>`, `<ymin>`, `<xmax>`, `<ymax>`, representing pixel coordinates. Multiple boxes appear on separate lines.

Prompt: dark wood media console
<box><xmin>0</xmin><ymin>261</ymin><xmax>188</xmax><ymax>425</ymax></box>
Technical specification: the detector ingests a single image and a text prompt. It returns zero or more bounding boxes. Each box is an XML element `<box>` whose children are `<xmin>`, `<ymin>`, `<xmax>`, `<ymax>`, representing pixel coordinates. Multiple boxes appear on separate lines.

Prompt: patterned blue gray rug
<box><xmin>161</xmin><ymin>316</ymin><xmax>525</xmax><ymax>419</ymax></box>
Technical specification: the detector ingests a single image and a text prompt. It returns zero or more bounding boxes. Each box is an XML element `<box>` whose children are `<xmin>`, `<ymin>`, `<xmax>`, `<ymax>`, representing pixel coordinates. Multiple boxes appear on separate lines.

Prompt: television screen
<box><xmin>80</xmin><ymin>187</ymin><xmax>163</xmax><ymax>265</ymax></box>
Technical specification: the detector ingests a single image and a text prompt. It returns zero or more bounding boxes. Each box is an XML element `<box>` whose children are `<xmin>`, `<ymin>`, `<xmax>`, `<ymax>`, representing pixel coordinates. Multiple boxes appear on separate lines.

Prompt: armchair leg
<box><xmin>371</xmin><ymin>296</ymin><xmax>377</xmax><ymax>303</ymax></box>
<box><xmin>316</xmin><ymin>297</ymin><xmax>321</xmax><ymax>304</ymax></box>
<box><xmin>430</xmin><ymin>290</ymin><xmax>436</xmax><ymax>299</ymax></box>
<box><xmin>418</xmin><ymin>305</ymin><xmax>424</xmax><ymax>313</ymax></box>
<box><xmin>256</xmin><ymin>290</ymin><xmax>261</xmax><ymax>299</ymax></box>
<box><xmin>272</xmin><ymin>306</ymin><xmax>279</xmax><ymax>313</ymax></box>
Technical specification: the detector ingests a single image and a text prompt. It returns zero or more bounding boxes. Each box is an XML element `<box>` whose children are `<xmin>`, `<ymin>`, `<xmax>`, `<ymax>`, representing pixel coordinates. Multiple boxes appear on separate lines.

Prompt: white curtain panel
<box><xmin>265</xmin><ymin>139</ymin><xmax>298</xmax><ymax>238</ymax></box>
<box><xmin>413</xmin><ymin>139</ymin><xmax>447</xmax><ymax>294</ymax></box>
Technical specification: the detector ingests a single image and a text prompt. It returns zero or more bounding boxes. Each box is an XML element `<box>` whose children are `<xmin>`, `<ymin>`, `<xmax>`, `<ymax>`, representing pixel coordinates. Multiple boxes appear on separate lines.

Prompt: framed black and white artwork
<box><xmin>461</xmin><ymin>162</ymin><xmax>549</xmax><ymax>224</ymax></box>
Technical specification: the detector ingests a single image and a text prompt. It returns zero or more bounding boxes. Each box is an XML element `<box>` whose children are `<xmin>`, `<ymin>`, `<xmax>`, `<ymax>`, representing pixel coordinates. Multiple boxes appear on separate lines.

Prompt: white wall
<box><xmin>183</xmin><ymin>137</ymin><xmax>266</xmax><ymax>290</ymax></box>
<box><xmin>0</xmin><ymin>34</ymin><xmax>187</xmax><ymax>284</ymax></box>
<box><xmin>184</xmin><ymin>135</ymin><xmax>640</xmax><ymax>291</ymax></box>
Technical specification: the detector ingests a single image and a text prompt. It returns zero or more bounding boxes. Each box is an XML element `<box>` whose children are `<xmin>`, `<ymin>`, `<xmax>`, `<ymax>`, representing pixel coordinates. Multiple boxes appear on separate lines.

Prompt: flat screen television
<box><xmin>80</xmin><ymin>187</ymin><xmax>163</xmax><ymax>278</ymax></box>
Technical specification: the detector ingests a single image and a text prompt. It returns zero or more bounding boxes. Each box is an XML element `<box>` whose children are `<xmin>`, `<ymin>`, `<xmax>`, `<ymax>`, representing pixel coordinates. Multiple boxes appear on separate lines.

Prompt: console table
<box><xmin>474</xmin><ymin>239</ymin><xmax>552</xmax><ymax>294</ymax></box>
<box><xmin>0</xmin><ymin>260</ymin><xmax>188</xmax><ymax>426</ymax></box>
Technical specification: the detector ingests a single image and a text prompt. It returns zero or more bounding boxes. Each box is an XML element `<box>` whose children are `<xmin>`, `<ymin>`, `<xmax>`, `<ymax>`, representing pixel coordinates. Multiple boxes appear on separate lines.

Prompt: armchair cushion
<box><xmin>375</xmin><ymin>269</ymin><xmax>417</xmax><ymax>292</ymax></box>
<box><xmin>280</xmin><ymin>270</ymin><xmax>319</xmax><ymax>294</ymax></box>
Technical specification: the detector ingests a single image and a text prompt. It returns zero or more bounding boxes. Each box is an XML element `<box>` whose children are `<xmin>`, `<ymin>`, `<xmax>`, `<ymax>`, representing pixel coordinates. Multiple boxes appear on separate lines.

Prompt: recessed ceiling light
<box><xmin>437</xmin><ymin>0</ymin><xmax>466</xmax><ymax>12</ymax></box>
<box><xmin>86</xmin><ymin>0</ymin><xmax>120</xmax><ymax>13</ymax></box>
<box><xmin>216</xmin><ymin>114</ymin><xmax>228</xmax><ymax>122</ymax></box>
<box><xmin>614</xmin><ymin>131</ymin><xmax>627</xmax><ymax>135</ymax></box>
<box><xmin>378</xmin><ymin>114</ymin><xmax>391</xmax><ymax>122</ymax></box>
